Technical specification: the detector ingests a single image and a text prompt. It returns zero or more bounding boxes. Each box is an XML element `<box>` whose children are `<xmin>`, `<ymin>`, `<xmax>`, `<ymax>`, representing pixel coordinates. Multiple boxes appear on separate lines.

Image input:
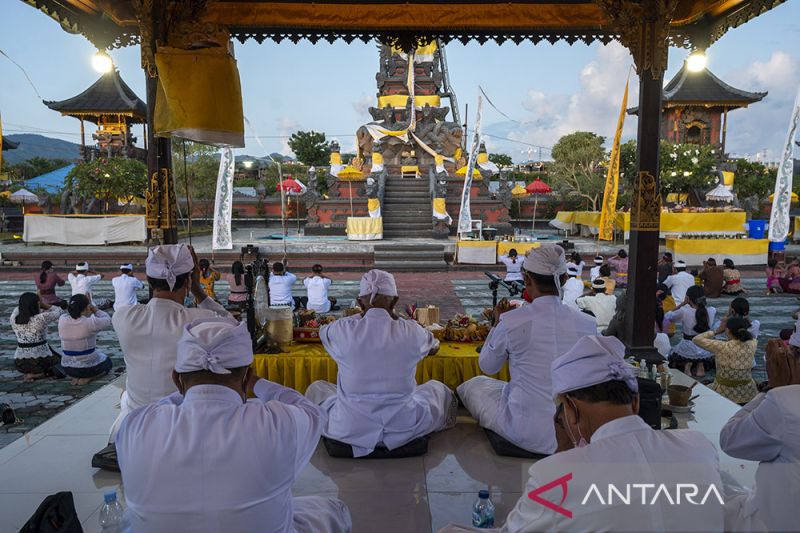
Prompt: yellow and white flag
<box><xmin>599</xmin><ymin>76</ymin><xmax>629</xmax><ymax>241</ymax></box>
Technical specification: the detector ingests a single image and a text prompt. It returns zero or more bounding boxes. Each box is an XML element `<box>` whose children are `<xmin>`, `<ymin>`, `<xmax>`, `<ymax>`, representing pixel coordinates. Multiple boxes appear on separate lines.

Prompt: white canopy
<box><xmin>705</xmin><ymin>184</ymin><xmax>734</xmax><ymax>203</ymax></box>
<box><xmin>10</xmin><ymin>188</ymin><xmax>39</xmax><ymax>204</ymax></box>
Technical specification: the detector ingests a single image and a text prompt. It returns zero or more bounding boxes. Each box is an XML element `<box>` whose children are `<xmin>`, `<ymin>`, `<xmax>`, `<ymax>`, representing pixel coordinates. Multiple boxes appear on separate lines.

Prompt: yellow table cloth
<box><xmin>252</xmin><ymin>342</ymin><xmax>509</xmax><ymax>393</ymax></box>
<box><xmin>553</xmin><ymin>211</ymin><xmax>746</xmax><ymax>239</ymax></box>
<box><xmin>346</xmin><ymin>216</ymin><xmax>383</xmax><ymax>240</ymax></box>
<box><xmin>497</xmin><ymin>241</ymin><xmax>540</xmax><ymax>259</ymax></box>
<box><xmin>457</xmin><ymin>240</ymin><xmax>498</xmax><ymax>265</ymax></box>
<box><xmin>666</xmin><ymin>238</ymin><xmax>768</xmax><ymax>266</ymax></box>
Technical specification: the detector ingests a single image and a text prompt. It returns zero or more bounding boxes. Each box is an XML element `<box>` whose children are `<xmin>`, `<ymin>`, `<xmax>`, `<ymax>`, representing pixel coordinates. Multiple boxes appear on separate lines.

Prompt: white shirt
<box><xmin>576</xmin><ymin>292</ymin><xmax>617</xmax><ymax>329</ymax></box>
<box><xmin>112</xmin><ymin>274</ymin><xmax>144</xmax><ymax>310</ymax></box>
<box><xmin>499</xmin><ymin>256</ymin><xmax>524</xmax><ymax>282</ymax></box>
<box><xmin>304</xmin><ymin>276</ymin><xmax>332</xmax><ymax>313</ymax></box>
<box><xmin>503</xmin><ymin>416</ymin><xmax>725</xmax><ymax>533</ymax></box>
<box><xmin>561</xmin><ymin>277</ymin><xmax>584</xmax><ymax>310</ymax></box>
<box><xmin>589</xmin><ymin>265</ymin><xmax>602</xmax><ymax>281</ymax></box>
<box><xmin>112</xmin><ymin>298</ymin><xmax>230</xmax><ymax>413</ymax></box>
<box><xmin>319</xmin><ymin>307</ymin><xmax>438</xmax><ymax>456</ymax></box>
<box><xmin>67</xmin><ymin>273</ymin><xmax>102</xmax><ymax>303</ymax></box>
<box><xmin>664</xmin><ymin>305</ymin><xmax>718</xmax><ymax>337</ymax></box>
<box><xmin>269</xmin><ymin>272</ymin><xmax>298</xmax><ymax>306</ymax></box>
<box><xmin>477</xmin><ymin>296</ymin><xmax>596</xmax><ymax>454</ymax></box>
<box><xmin>664</xmin><ymin>271</ymin><xmax>695</xmax><ymax>304</ymax></box>
<box><xmin>116</xmin><ymin>380</ymin><xmax>325</xmax><ymax>533</ymax></box>
<box><xmin>58</xmin><ymin>310</ymin><xmax>111</xmax><ymax>368</ymax></box>
<box><xmin>720</xmin><ymin>387</ymin><xmax>800</xmax><ymax>533</ymax></box>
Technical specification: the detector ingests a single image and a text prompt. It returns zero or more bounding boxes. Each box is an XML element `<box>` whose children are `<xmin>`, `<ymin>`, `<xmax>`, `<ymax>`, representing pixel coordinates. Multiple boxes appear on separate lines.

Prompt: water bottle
<box><xmin>99</xmin><ymin>491</ymin><xmax>125</xmax><ymax>532</ymax></box>
<box><xmin>471</xmin><ymin>489</ymin><xmax>496</xmax><ymax>528</ymax></box>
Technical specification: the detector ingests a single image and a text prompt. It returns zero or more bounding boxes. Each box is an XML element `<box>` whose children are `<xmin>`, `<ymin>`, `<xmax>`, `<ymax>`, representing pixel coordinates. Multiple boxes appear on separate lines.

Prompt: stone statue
<box><xmin>497</xmin><ymin>167</ymin><xmax>513</xmax><ymax>209</ymax></box>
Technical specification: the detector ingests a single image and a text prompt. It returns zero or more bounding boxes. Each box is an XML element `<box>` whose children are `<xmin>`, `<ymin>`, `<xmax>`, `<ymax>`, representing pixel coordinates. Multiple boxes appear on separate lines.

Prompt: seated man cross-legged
<box><xmin>116</xmin><ymin>317</ymin><xmax>351</xmax><ymax>533</ymax></box>
<box><xmin>306</xmin><ymin>269</ymin><xmax>457</xmax><ymax>457</ymax></box>
<box><xmin>457</xmin><ymin>244</ymin><xmax>597</xmax><ymax>455</ymax></box>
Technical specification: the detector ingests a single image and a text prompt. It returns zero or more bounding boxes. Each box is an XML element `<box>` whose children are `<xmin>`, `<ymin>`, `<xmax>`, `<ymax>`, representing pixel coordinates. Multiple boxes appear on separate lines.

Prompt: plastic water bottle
<box><xmin>471</xmin><ymin>489</ymin><xmax>496</xmax><ymax>528</ymax></box>
<box><xmin>99</xmin><ymin>491</ymin><xmax>125</xmax><ymax>532</ymax></box>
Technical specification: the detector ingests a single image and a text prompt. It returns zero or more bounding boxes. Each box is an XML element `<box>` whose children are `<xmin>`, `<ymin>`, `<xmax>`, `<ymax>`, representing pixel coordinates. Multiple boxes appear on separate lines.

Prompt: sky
<box><xmin>1</xmin><ymin>1</ymin><xmax>799</xmax><ymax>162</ymax></box>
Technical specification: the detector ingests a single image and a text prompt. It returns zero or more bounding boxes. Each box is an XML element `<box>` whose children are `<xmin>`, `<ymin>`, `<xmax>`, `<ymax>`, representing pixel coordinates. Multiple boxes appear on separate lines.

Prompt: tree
<box><xmin>550</xmin><ymin>131</ymin><xmax>606</xmax><ymax>211</ymax></box>
<box><xmin>173</xmin><ymin>142</ymin><xmax>221</xmax><ymax>222</ymax></box>
<box><xmin>287</xmin><ymin>130</ymin><xmax>330</xmax><ymax>166</ymax></box>
<box><xmin>488</xmin><ymin>153</ymin><xmax>513</xmax><ymax>168</ymax></box>
<box><xmin>620</xmin><ymin>140</ymin><xmax>718</xmax><ymax>193</ymax></box>
<box><xmin>6</xmin><ymin>157</ymin><xmax>71</xmax><ymax>181</ymax></box>
<box><xmin>732</xmin><ymin>159</ymin><xmax>776</xmax><ymax>202</ymax></box>
<box><xmin>66</xmin><ymin>157</ymin><xmax>147</xmax><ymax>213</ymax></box>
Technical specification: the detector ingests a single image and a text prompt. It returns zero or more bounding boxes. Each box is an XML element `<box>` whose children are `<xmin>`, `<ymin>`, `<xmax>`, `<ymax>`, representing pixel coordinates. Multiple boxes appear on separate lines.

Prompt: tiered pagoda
<box><xmin>44</xmin><ymin>69</ymin><xmax>147</xmax><ymax>161</ymax></box>
<box><xmin>629</xmin><ymin>61</ymin><xmax>766</xmax><ymax>153</ymax></box>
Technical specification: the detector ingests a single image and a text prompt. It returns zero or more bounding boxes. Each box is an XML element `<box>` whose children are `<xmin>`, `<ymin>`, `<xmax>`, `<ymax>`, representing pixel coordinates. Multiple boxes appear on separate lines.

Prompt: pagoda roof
<box><xmin>44</xmin><ymin>69</ymin><xmax>146</xmax><ymax>124</ymax></box>
<box><xmin>2</xmin><ymin>137</ymin><xmax>19</xmax><ymax>151</ymax></box>
<box><xmin>628</xmin><ymin>62</ymin><xmax>767</xmax><ymax>115</ymax></box>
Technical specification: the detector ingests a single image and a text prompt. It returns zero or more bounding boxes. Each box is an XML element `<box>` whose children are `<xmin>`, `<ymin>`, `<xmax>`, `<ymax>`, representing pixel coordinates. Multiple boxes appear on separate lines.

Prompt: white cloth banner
<box><xmin>23</xmin><ymin>215</ymin><xmax>146</xmax><ymax>245</ymax></box>
<box><xmin>212</xmin><ymin>148</ymin><xmax>235</xmax><ymax>250</ymax></box>
<box><xmin>457</xmin><ymin>95</ymin><xmax>483</xmax><ymax>235</ymax></box>
<box><xmin>769</xmin><ymin>86</ymin><xmax>800</xmax><ymax>243</ymax></box>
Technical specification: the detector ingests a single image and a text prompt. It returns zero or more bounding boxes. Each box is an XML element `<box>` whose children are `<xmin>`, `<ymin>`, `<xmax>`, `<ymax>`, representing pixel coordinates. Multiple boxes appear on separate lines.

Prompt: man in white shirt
<box><xmin>67</xmin><ymin>262</ymin><xmax>103</xmax><ymax>305</ymax></box>
<box><xmin>499</xmin><ymin>249</ymin><xmax>524</xmax><ymax>283</ymax></box>
<box><xmin>117</xmin><ymin>318</ymin><xmax>351</xmax><ymax>533</ymax></box>
<box><xmin>664</xmin><ymin>260</ymin><xmax>695</xmax><ymax>305</ymax></box>
<box><xmin>269</xmin><ymin>261</ymin><xmax>298</xmax><ymax>308</ymax></box>
<box><xmin>589</xmin><ymin>255</ymin><xmax>604</xmax><ymax>281</ymax></box>
<box><xmin>441</xmin><ymin>336</ymin><xmax>725</xmax><ymax>532</ymax></box>
<box><xmin>576</xmin><ymin>279</ymin><xmax>617</xmax><ymax>332</ymax></box>
<box><xmin>111</xmin><ymin>264</ymin><xmax>144</xmax><ymax>311</ymax></box>
<box><xmin>303</xmin><ymin>264</ymin><xmax>337</xmax><ymax>313</ymax></box>
<box><xmin>305</xmin><ymin>269</ymin><xmax>455</xmax><ymax>457</ymax></box>
<box><xmin>561</xmin><ymin>265</ymin><xmax>584</xmax><ymax>310</ymax></box>
<box><xmin>457</xmin><ymin>245</ymin><xmax>596</xmax><ymax>454</ymax></box>
<box><xmin>109</xmin><ymin>244</ymin><xmax>230</xmax><ymax>440</ymax></box>
<box><xmin>720</xmin><ymin>338</ymin><xmax>800</xmax><ymax>532</ymax></box>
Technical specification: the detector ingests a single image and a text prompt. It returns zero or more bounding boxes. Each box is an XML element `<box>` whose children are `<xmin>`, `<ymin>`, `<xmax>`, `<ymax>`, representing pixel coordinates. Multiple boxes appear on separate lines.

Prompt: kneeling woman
<box><xmin>692</xmin><ymin>317</ymin><xmax>758</xmax><ymax>404</ymax></box>
<box><xmin>665</xmin><ymin>285</ymin><xmax>717</xmax><ymax>377</ymax></box>
<box><xmin>58</xmin><ymin>294</ymin><xmax>113</xmax><ymax>385</ymax></box>
<box><xmin>11</xmin><ymin>292</ymin><xmax>64</xmax><ymax>381</ymax></box>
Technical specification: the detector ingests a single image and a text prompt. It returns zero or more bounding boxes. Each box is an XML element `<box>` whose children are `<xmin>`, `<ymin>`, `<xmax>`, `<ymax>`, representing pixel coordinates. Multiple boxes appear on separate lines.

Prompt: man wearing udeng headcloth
<box><xmin>457</xmin><ymin>244</ymin><xmax>596</xmax><ymax>455</ymax></box>
<box><xmin>306</xmin><ymin>269</ymin><xmax>456</xmax><ymax>457</ymax></box>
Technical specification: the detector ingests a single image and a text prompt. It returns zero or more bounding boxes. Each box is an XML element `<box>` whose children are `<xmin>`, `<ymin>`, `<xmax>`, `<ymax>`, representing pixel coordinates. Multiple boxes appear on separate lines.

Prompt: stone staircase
<box><xmin>373</xmin><ymin>243</ymin><xmax>448</xmax><ymax>271</ymax></box>
<box><xmin>381</xmin><ymin>176</ymin><xmax>432</xmax><ymax>238</ymax></box>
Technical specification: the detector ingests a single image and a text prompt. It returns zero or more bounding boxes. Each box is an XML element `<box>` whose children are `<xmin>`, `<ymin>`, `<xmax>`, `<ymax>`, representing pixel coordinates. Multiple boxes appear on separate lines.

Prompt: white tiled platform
<box><xmin>0</xmin><ymin>372</ymin><xmax>757</xmax><ymax>533</ymax></box>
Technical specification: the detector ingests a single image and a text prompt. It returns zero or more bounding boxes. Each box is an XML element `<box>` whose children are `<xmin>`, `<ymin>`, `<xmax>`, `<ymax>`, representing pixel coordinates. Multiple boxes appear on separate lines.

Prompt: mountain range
<box><xmin>1</xmin><ymin>134</ymin><xmax>81</xmax><ymax>165</ymax></box>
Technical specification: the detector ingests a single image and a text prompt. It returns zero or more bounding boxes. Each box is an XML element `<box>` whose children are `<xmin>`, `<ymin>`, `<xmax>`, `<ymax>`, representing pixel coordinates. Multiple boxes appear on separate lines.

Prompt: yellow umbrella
<box><xmin>769</xmin><ymin>192</ymin><xmax>799</xmax><ymax>203</ymax></box>
<box><xmin>455</xmin><ymin>165</ymin><xmax>482</xmax><ymax>178</ymax></box>
<box><xmin>511</xmin><ymin>184</ymin><xmax>528</xmax><ymax>197</ymax></box>
<box><xmin>335</xmin><ymin>165</ymin><xmax>364</xmax><ymax>217</ymax></box>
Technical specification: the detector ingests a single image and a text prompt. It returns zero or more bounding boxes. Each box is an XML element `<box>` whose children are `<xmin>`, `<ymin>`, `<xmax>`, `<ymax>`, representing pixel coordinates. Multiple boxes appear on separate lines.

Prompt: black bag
<box><xmin>19</xmin><ymin>491</ymin><xmax>83</xmax><ymax>533</ymax></box>
<box><xmin>637</xmin><ymin>377</ymin><xmax>663</xmax><ymax>430</ymax></box>
<box><xmin>91</xmin><ymin>443</ymin><xmax>120</xmax><ymax>472</ymax></box>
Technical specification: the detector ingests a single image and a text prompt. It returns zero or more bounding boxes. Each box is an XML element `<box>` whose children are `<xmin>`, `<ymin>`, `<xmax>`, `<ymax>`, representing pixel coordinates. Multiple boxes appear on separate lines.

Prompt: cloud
<box><xmin>351</xmin><ymin>94</ymin><xmax>374</xmax><ymax>120</ymax></box>
<box><xmin>722</xmin><ymin>52</ymin><xmax>800</xmax><ymax>160</ymax></box>
<box><xmin>485</xmin><ymin>42</ymin><xmax>638</xmax><ymax>160</ymax></box>
<box><xmin>276</xmin><ymin>116</ymin><xmax>302</xmax><ymax>156</ymax></box>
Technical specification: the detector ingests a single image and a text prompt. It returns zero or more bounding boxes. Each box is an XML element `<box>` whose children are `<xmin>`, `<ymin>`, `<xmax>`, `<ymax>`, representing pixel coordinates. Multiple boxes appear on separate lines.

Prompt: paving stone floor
<box><xmin>1</xmin><ymin>274</ymin><xmax>792</xmax><ymax>449</ymax></box>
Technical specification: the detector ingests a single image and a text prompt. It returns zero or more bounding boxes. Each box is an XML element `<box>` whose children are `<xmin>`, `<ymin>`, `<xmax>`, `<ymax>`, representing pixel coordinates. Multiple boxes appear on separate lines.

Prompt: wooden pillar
<box><xmin>624</xmin><ymin>69</ymin><xmax>664</xmax><ymax>363</ymax></box>
<box><xmin>143</xmin><ymin>0</ymin><xmax>177</xmax><ymax>245</ymax></box>
<box><xmin>721</xmin><ymin>108</ymin><xmax>728</xmax><ymax>155</ymax></box>
<box><xmin>79</xmin><ymin>118</ymin><xmax>86</xmax><ymax>161</ymax></box>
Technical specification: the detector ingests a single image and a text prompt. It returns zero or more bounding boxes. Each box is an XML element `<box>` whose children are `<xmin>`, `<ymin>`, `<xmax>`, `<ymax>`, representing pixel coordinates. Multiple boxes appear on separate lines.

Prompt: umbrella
<box><xmin>455</xmin><ymin>165</ymin><xmax>482</xmax><ymax>178</ymax></box>
<box><xmin>335</xmin><ymin>166</ymin><xmax>364</xmax><ymax>217</ymax></box>
<box><xmin>769</xmin><ymin>191</ymin><xmax>799</xmax><ymax>203</ymax></box>
<box><xmin>705</xmin><ymin>184</ymin><xmax>734</xmax><ymax>203</ymax></box>
<box><xmin>277</xmin><ymin>177</ymin><xmax>306</xmax><ymax>195</ymax></box>
<box><xmin>525</xmin><ymin>178</ymin><xmax>552</xmax><ymax>234</ymax></box>
<box><xmin>511</xmin><ymin>184</ymin><xmax>528</xmax><ymax>197</ymax></box>
<box><xmin>9</xmin><ymin>188</ymin><xmax>39</xmax><ymax>214</ymax></box>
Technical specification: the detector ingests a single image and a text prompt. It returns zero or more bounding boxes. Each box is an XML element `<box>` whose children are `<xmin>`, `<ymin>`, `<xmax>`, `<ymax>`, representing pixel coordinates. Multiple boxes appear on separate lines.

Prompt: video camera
<box><xmin>484</xmin><ymin>271</ymin><xmax>524</xmax><ymax>307</ymax></box>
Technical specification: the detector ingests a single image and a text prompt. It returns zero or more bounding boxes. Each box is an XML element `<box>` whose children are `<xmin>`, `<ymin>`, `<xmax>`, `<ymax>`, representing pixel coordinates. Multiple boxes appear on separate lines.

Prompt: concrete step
<box><xmin>373</xmin><ymin>251</ymin><xmax>444</xmax><ymax>261</ymax></box>
<box><xmin>373</xmin><ymin>260</ymin><xmax>448</xmax><ymax>271</ymax></box>
<box><xmin>383</xmin><ymin>222</ymin><xmax>432</xmax><ymax>231</ymax></box>
<box><xmin>373</xmin><ymin>244</ymin><xmax>445</xmax><ymax>252</ymax></box>
<box><xmin>384</xmin><ymin>191</ymin><xmax>430</xmax><ymax>198</ymax></box>
<box><xmin>384</xmin><ymin>185</ymin><xmax>430</xmax><ymax>192</ymax></box>
<box><xmin>383</xmin><ymin>231</ymin><xmax>432</xmax><ymax>238</ymax></box>
<box><xmin>382</xmin><ymin>199</ymin><xmax>433</xmax><ymax>206</ymax></box>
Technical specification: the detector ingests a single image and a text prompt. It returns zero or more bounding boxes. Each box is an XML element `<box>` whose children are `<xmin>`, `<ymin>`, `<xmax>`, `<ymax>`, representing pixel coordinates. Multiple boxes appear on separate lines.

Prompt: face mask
<box><xmin>564</xmin><ymin>397</ymin><xmax>588</xmax><ymax>448</ymax></box>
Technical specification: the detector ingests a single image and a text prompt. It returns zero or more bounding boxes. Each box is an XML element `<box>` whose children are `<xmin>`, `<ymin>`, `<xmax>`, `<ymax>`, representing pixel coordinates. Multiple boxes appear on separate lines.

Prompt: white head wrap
<box><xmin>76</xmin><ymin>262</ymin><xmax>89</xmax><ymax>271</ymax></box>
<box><xmin>551</xmin><ymin>335</ymin><xmax>639</xmax><ymax>397</ymax></box>
<box><xmin>146</xmin><ymin>244</ymin><xmax>194</xmax><ymax>291</ymax></box>
<box><xmin>523</xmin><ymin>245</ymin><xmax>568</xmax><ymax>297</ymax></box>
<box><xmin>119</xmin><ymin>264</ymin><xmax>133</xmax><ymax>271</ymax></box>
<box><xmin>567</xmin><ymin>266</ymin><xmax>579</xmax><ymax>277</ymax></box>
<box><xmin>175</xmin><ymin>317</ymin><xmax>253</xmax><ymax>375</ymax></box>
<box><xmin>675</xmin><ymin>260</ymin><xmax>687</xmax><ymax>270</ymax></box>
<box><xmin>359</xmin><ymin>269</ymin><xmax>398</xmax><ymax>304</ymax></box>
<box><xmin>594</xmin><ymin>256</ymin><xmax>604</xmax><ymax>265</ymax></box>
<box><xmin>789</xmin><ymin>317</ymin><xmax>800</xmax><ymax>348</ymax></box>
<box><xmin>591</xmin><ymin>279</ymin><xmax>606</xmax><ymax>290</ymax></box>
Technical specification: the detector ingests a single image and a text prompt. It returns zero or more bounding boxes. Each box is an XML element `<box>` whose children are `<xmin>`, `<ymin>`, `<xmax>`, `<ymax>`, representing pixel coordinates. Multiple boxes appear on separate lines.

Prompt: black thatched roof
<box><xmin>628</xmin><ymin>62</ymin><xmax>767</xmax><ymax>115</ymax></box>
<box><xmin>44</xmin><ymin>69</ymin><xmax>146</xmax><ymax>123</ymax></box>
<box><xmin>2</xmin><ymin>137</ymin><xmax>19</xmax><ymax>150</ymax></box>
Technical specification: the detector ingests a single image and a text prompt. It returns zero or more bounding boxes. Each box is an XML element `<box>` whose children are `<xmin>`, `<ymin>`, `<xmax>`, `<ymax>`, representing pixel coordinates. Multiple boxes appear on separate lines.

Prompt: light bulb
<box><xmin>686</xmin><ymin>50</ymin><xmax>707</xmax><ymax>72</ymax></box>
<box><xmin>243</xmin><ymin>160</ymin><xmax>254</xmax><ymax>169</ymax></box>
<box><xmin>92</xmin><ymin>51</ymin><xmax>114</xmax><ymax>73</ymax></box>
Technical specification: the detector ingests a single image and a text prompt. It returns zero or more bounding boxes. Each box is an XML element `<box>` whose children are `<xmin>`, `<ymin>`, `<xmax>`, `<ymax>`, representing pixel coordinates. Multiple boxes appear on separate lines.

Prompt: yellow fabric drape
<box><xmin>497</xmin><ymin>241</ymin><xmax>540</xmax><ymax>257</ymax></box>
<box><xmin>722</xmin><ymin>171</ymin><xmax>735</xmax><ymax>187</ymax></box>
<box><xmin>599</xmin><ymin>77</ymin><xmax>629</xmax><ymax>241</ymax></box>
<box><xmin>251</xmin><ymin>342</ymin><xmax>509</xmax><ymax>393</ymax></box>
<box><xmin>477</xmin><ymin>152</ymin><xmax>489</xmax><ymax>164</ymax></box>
<box><xmin>154</xmin><ymin>46</ymin><xmax>244</xmax><ymax>147</ymax></box>
<box><xmin>377</xmin><ymin>95</ymin><xmax>441</xmax><ymax>109</ymax></box>
<box><xmin>330</xmin><ymin>152</ymin><xmax>342</xmax><ymax>165</ymax></box>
